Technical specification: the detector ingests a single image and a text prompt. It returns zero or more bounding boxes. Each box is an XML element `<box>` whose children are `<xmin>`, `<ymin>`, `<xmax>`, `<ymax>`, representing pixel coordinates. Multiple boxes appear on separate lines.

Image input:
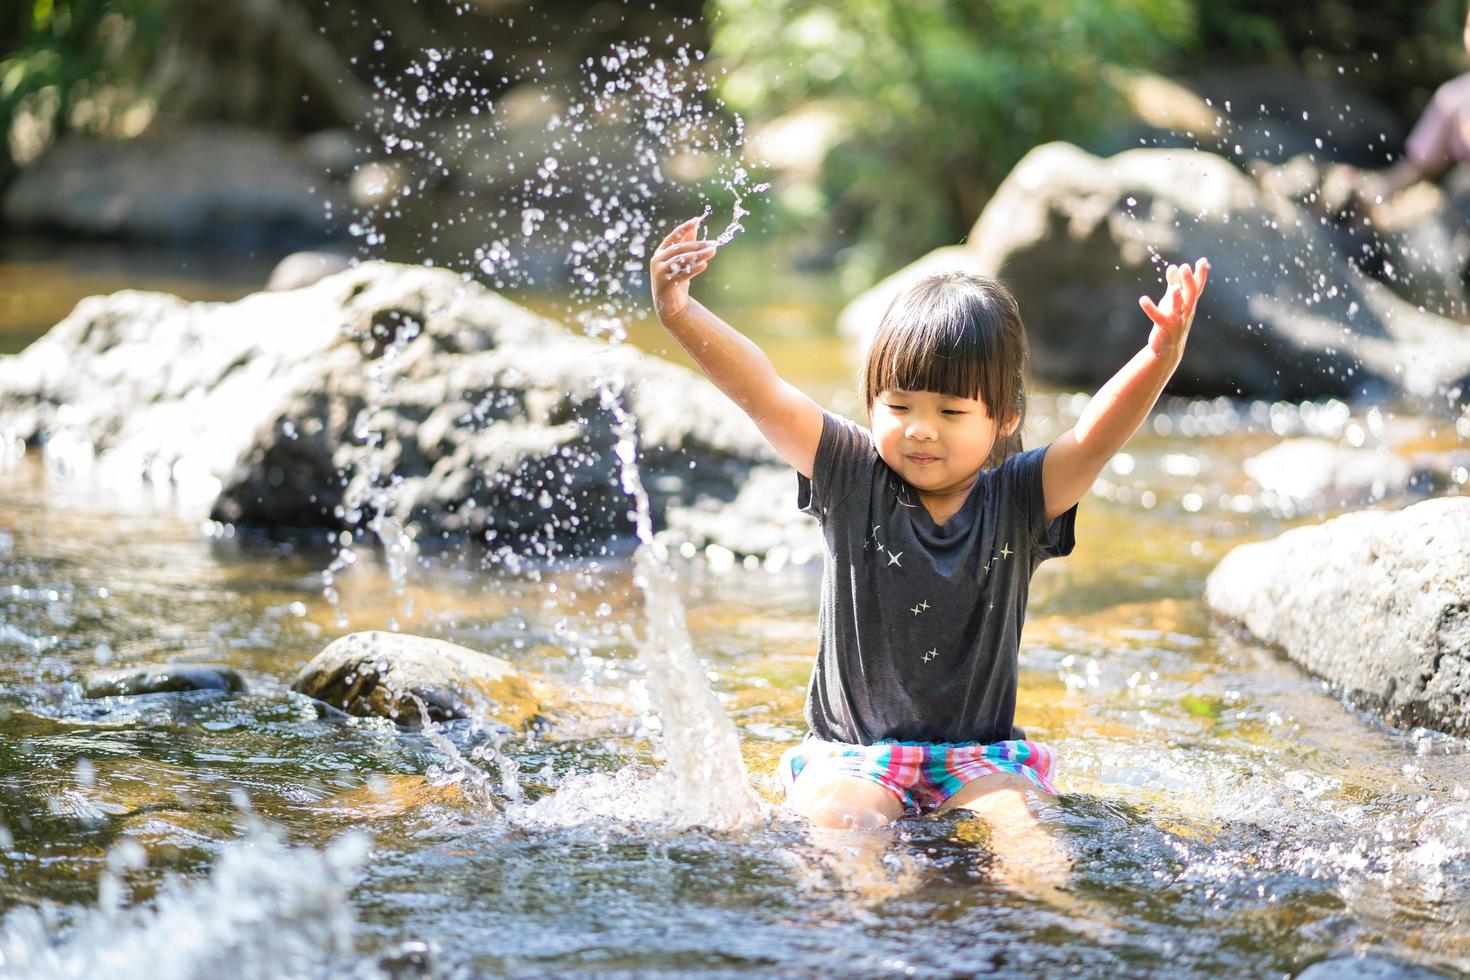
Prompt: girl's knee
<box><xmin>940</xmin><ymin>774</ymin><xmax>1056</xmax><ymax>818</ymax></box>
<box><xmin>787</xmin><ymin>771</ymin><xmax>903</xmax><ymax>829</ymax></box>
<box><xmin>797</xmin><ymin>796</ymin><xmax>893</xmax><ymax>830</ymax></box>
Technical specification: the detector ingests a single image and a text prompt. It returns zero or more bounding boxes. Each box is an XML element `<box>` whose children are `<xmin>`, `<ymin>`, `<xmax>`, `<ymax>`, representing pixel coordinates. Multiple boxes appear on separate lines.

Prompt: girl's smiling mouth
<box><xmin>907</xmin><ymin>454</ymin><xmax>940</xmax><ymax>464</ymax></box>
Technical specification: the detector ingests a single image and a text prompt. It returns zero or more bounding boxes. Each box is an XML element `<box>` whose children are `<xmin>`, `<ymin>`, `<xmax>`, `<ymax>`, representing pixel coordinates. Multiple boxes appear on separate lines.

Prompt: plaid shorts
<box><xmin>776</xmin><ymin>734</ymin><xmax>1059</xmax><ymax>816</ymax></box>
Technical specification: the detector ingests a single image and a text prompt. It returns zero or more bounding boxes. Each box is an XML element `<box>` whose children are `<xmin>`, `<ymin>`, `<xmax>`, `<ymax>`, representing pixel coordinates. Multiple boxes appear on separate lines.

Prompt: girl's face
<box><xmin>870</xmin><ymin>388</ymin><xmax>1019</xmax><ymax>496</ymax></box>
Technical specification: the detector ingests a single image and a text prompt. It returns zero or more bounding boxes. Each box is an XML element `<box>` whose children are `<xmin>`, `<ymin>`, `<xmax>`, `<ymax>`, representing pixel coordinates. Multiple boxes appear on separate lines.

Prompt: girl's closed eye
<box><xmin>883</xmin><ymin>404</ymin><xmax>966</xmax><ymax>415</ymax></box>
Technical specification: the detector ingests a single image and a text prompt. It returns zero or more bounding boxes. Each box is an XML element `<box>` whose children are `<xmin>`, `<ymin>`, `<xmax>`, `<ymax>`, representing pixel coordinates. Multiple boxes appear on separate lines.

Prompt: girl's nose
<box><xmin>905</xmin><ymin>418</ymin><xmax>936</xmax><ymax>440</ymax></box>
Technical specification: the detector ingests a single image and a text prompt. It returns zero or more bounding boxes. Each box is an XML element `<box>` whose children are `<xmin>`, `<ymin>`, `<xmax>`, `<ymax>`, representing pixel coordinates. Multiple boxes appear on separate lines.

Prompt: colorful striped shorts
<box><xmin>776</xmin><ymin>735</ymin><xmax>1059</xmax><ymax>816</ymax></box>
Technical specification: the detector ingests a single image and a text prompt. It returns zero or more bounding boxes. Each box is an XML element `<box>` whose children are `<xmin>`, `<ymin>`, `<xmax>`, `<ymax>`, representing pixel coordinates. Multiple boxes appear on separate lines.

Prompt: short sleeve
<box><xmin>1001</xmin><ymin>443</ymin><xmax>1077</xmax><ymax>562</ymax></box>
<box><xmin>1406</xmin><ymin>74</ymin><xmax>1470</xmax><ymax>174</ymax></box>
<box><xmin>796</xmin><ymin>409</ymin><xmax>878</xmax><ymax>520</ymax></box>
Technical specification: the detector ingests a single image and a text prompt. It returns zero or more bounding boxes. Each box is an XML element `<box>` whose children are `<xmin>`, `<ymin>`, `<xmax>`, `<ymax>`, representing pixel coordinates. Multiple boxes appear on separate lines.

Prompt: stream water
<box><xmin>3</xmin><ymin>19</ymin><xmax>1470</xmax><ymax>980</ymax></box>
<box><xmin>2</xmin><ymin>386</ymin><xmax>1469</xmax><ymax>977</ymax></box>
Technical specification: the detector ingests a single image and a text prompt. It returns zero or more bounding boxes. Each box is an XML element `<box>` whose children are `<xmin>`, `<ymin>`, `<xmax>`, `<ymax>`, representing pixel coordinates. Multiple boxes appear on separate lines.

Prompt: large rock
<box><xmin>2</xmin><ymin>124</ymin><xmax>348</xmax><ymax>251</ymax></box>
<box><xmin>1242</xmin><ymin>438</ymin><xmax>1470</xmax><ymax>510</ymax></box>
<box><xmin>1295</xmin><ymin>953</ymin><xmax>1454</xmax><ymax>979</ymax></box>
<box><xmin>292</xmin><ymin>631</ymin><xmax>545</xmax><ymax>726</ymax></box>
<box><xmin>1204</xmin><ymin>497</ymin><xmax>1470</xmax><ymax>736</ymax></box>
<box><xmin>0</xmin><ymin>261</ymin><xmax>816</xmax><ymax>561</ymax></box>
<box><xmin>839</xmin><ymin>142</ymin><xmax>1470</xmax><ymax>403</ymax></box>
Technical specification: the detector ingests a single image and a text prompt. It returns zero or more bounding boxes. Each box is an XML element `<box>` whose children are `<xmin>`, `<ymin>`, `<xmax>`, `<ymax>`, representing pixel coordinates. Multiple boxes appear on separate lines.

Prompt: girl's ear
<box><xmin>1001</xmin><ymin>413</ymin><xmax>1021</xmax><ymax>438</ymax></box>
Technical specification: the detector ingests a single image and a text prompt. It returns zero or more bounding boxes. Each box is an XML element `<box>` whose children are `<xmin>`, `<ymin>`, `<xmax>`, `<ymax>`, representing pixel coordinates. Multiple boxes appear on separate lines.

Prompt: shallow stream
<box><xmin>2</xmin><ymin>368</ymin><xmax>1468</xmax><ymax>977</ymax></box>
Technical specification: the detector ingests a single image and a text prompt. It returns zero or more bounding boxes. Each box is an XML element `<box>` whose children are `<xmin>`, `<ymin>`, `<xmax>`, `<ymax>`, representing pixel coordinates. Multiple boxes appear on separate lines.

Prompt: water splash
<box><xmin>699</xmin><ymin>174</ymin><xmax>771</xmax><ymax>248</ymax></box>
<box><xmin>322</xmin><ymin>309</ymin><xmax>424</xmax><ymax>631</ymax></box>
<box><xmin>0</xmin><ymin>830</ymin><xmax>372</xmax><ymax>980</ymax></box>
<box><xmin>328</xmin><ymin>31</ymin><xmax>772</xmax><ymax>830</ymax></box>
<box><xmin>504</xmin><ymin>378</ymin><xmax>764</xmax><ymax>833</ymax></box>
<box><xmin>413</xmin><ymin>694</ymin><xmax>522</xmax><ymax>809</ymax></box>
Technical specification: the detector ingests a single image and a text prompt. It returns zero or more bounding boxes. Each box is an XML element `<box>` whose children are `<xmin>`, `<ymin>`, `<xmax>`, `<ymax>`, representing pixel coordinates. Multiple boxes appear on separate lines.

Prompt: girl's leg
<box><xmin>784</xmin><ymin>766</ymin><xmax>916</xmax><ymax>906</ymax></box>
<box><xmin>939</xmin><ymin>774</ymin><xmax>1122</xmax><ymax>938</ymax></box>
<box><xmin>785</xmin><ymin>765</ymin><xmax>904</xmax><ymax>830</ymax></box>
<box><xmin>939</xmin><ymin>772</ymin><xmax>1069</xmax><ymax>874</ymax></box>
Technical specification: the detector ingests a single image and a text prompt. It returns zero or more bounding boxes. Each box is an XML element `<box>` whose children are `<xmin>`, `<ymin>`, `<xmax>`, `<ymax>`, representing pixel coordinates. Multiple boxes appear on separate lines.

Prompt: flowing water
<box><xmin>5</xmin><ymin>18</ymin><xmax>1470</xmax><ymax>979</ymax></box>
<box><xmin>2</xmin><ymin>385</ymin><xmax>1469</xmax><ymax>977</ymax></box>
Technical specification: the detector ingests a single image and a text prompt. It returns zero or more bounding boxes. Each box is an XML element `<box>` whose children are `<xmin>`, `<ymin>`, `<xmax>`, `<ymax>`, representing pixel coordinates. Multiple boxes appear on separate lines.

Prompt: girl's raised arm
<box><xmin>1040</xmin><ymin>259</ymin><xmax>1210</xmax><ymax>522</ymax></box>
<box><xmin>650</xmin><ymin>217</ymin><xmax>825</xmax><ymax>479</ymax></box>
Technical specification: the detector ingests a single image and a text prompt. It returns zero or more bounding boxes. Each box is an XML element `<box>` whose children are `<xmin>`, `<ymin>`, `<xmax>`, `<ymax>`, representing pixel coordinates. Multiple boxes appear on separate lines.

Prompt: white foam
<box><xmin>0</xmin><ymin>830</ymin><xmax>374</xmax><ymax>980</ymax></box>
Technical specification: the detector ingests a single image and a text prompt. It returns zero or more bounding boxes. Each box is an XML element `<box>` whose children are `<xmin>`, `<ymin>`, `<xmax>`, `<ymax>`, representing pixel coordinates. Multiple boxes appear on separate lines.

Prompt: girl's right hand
<box><xmin>650</xmin><ymin>216</ymin><xmax>717</xmax><ymax>322</ymax></box>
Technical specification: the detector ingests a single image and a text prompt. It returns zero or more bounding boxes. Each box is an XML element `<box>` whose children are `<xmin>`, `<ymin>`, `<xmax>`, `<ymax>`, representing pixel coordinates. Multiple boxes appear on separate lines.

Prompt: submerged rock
<box><xmin>292</xmin><ymin>630</ymin><xmax>546</xmax><ymax>727</ymax></box>
<box><xmin>1204</xmin><ymin>497</ymin><xmax>1470</xmax><ymax>736</ymax></box>
<box><xmin>839</xmin><ymin>142</ymin><xmax>1470</xmax><ymax>403</ymax></box>
<box><xmin>319</xmin><ymin>774</ymin><xmax>470</xmax><ymax>821</ymax></box>
<box><xmin>81</xmin><ymin>663</ymin><xmax>247</xmax><ymax>698</ymax></box>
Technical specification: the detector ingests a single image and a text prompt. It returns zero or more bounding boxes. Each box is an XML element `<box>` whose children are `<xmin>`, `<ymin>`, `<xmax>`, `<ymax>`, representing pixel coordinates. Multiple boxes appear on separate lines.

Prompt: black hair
<box><xmin>860</xmin><ymin>272</ymin><xmax>1029</xmax><ymax>469</ymax></box>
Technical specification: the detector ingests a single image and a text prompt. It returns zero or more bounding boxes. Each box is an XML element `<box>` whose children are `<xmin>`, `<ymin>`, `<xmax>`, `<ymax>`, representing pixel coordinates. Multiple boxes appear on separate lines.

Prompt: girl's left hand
<box><xmin>1139</xmin><ymin>257</ymin><xmax>1209</xmax><ymax>361</ymax></box>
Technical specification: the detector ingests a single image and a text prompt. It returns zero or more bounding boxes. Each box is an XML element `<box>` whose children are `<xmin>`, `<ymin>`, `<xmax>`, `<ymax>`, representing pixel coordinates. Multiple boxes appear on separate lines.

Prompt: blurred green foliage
<box><xmin>0</xmin><ymin>0</ymin><xmax>162</xmax><ymax>176</ymax></box>
<box><xmin>708</xmin><ymin>0</ymin><xmax>1198</xmax><ymax>286</ymax></box>
<box><xmin>0</xmin><ymin>0</ymin><xmax>1465</xmax><ymax>285</ymax></box>
<box><xmin>709</xmin><ymin>0</ymin><xmax>1470</xmax><ymax>287</ymax></box>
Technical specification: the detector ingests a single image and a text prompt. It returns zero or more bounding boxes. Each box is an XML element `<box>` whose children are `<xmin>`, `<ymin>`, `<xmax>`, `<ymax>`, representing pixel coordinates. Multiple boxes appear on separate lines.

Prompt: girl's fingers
<box><xmin>1195</xmin><ymin>258</ymin><xmax>1210</xmax><ymax>290</ymax></box>
<box><xmin>1139</xmin><ymin>295</ymin><xmax>1168</xmax><ymax>327</ymax></box>
<box><xmin>665</xmin><ymin>260</ymin><xmax>708</xmax><ymax>282</ymax></box>
<box><xmin>658</xmin><ymin>240</ymin><xmax>716</xmax><ymax>259</ymax></box>
<box><xmin>656</xmin><ymin>216</ymin><xmax>704</xmax><ymax>251</ymax></box>
<box><xmin>1180</xmin><ymin>264</ymin><xmax>1198</xmax><ymax>305</ymax></box>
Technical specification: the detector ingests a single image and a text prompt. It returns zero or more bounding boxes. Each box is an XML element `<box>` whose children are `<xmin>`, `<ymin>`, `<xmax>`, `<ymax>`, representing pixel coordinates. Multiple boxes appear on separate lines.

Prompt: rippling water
<box><xmin>2</xmin><ymin>382</ymin><xmax>1468</xmax><ymax>978</ymax></box>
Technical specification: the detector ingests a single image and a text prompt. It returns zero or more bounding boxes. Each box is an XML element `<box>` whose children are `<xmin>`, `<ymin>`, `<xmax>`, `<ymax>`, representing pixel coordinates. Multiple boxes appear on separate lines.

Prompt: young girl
<box><xmin>649</xmin><ymin>216</ymin><xmax>1209</xmax><ymax>855</ymax></box>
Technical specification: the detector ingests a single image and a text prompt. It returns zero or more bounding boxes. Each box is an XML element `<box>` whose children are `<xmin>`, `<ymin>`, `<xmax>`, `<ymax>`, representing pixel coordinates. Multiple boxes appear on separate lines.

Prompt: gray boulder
<box><xmin>1204</xmin><ymin>497</ymin><xmax>1470</xmax><ymax>736</ymax></box>
<box><xmin>82</xmin><ymin>663</ymin><xmax>247</xmax><ymax>698</ymax></box>
<box><xmin>291</xmin><ymin>630</ymin><xmax>544</xmax><ymax>726</ymax></box>
<box><xmin>0</xmin><ymin>261</ymin><xmax>818</xmax><ymax>561</ymax></box>
<box><xmin>2</xmin><ymin>124</ymin><xmax>347</xmax><ymax>251</ymax></box>
<box><xmin>839</xmin><ymin>142</ymin><xmax>1470</xmax><ymax>404</ymax></box>
<box><xmin>1257</xmin><ymin>155</ymin><xmax>1470</xmax><ymax>323</ymax></box>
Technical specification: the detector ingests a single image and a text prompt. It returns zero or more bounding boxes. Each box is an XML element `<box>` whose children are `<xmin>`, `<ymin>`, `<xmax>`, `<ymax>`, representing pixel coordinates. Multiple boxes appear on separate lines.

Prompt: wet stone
<box><xmin>292</xmin><ymin>630</ymin><xmax>546</xmax><ymax>728</ymax></box>
<box><xmin>81</xmin><ymin>663</ymin><xmax>248</xmax><ymax>698</ymax></box>
<box><xmin>1296</xmin><ymin>953</ymin><xmax>1455</xmax><ymax>979</ymax></box>
<box><xmin>1205</xmin><ymin>496</ymin><xmax>1470</xmax><ymax>737</ymax></box>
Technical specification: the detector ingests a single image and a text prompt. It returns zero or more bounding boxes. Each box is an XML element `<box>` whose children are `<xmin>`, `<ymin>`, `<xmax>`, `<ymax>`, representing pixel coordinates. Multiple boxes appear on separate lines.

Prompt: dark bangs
<box><xmin>860</xmin><ymin>273</ymin><xmax>1030</xmax><ymax>452</ymax></box>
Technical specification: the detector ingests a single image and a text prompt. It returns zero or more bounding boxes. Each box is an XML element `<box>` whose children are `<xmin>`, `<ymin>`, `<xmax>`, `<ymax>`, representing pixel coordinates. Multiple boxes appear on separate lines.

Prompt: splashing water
<box><xmin>322</xmin><ymin>309</ymin><xmax>424</xmax><ymax>631</ymax></box>
<box><xmin>699</xmin><ymin>174</ymin><xmax>771</xmax><ymax>248</ymax></box>
<box><xmin>0</xmin><ymin>831</ymin><xmax>371</xmax><ymax>980</ymax></box>
<box><xmin>336</xmin><ymin>33</ymin><xmax>771</xmax><ymax>829</ymax></box>
<box><xmin>414</xmin><ymin>694</ymin><xmax>522</xmax><ymax>810</ymax></box>
<box><xmin>507</xmin><ymin>378</ymin><xmax>763</xmax><ymax>832</ymax></box>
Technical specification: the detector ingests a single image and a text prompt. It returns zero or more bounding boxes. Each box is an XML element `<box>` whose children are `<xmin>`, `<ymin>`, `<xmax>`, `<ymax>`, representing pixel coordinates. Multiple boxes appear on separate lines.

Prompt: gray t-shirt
<box><xmin>796</xmin><ymin>408</ymin><xmax>1078</xmax><ymax>745</ymax></box>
